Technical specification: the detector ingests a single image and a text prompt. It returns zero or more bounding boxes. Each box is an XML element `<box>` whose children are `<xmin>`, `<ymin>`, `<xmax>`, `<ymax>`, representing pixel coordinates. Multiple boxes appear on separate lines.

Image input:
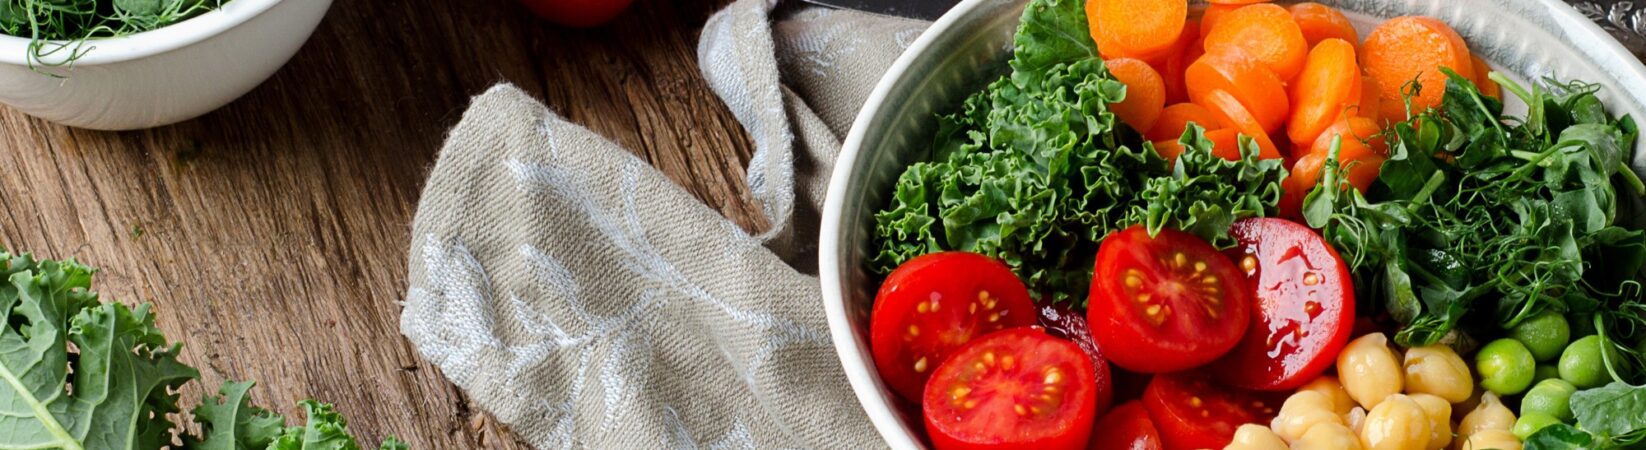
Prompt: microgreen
<box><xmin>0</xmin><ymin>0</ymin><xmax>226</xmax><ymax>71</ymax></box>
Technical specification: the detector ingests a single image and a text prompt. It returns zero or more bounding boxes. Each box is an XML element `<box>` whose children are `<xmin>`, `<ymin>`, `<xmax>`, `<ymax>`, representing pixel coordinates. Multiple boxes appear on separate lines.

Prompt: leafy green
<box><xmin>1568</xmin><ymin>382</ymin><xmax>1646</xmax><ymax>446</ymax></box>
<box><xmin>870</xmin><ymin>0</ymin><xmax>1285</xmax><ymax>303</ymax></box>
<box><xmin>0</xmin><ymin>249</ymin><xmax>408</xmax><ymax>450</ymax></box>
<box><xmin>187</xmin><ymin>381</ymin><xmax>289</xmax><ymax>450</ymax></box>
<box><xmin>1</xmin><ymin>0</ymin><xmax>226</xmax><ymax>70</ymax></box>
<box><xmin>1303</xmin><ymin>69</ymin><xmax>1646</xmax><ymax>348</ymax></box>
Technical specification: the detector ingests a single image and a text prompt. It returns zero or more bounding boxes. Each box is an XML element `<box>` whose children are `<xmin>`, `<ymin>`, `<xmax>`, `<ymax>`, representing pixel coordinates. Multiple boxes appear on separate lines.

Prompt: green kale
<box><xmin>870</xmin><ymin>0</ymin><xmax>1285</xmax><ymax>303</ymax></box>
<box><xmin>0</xmin><ymin>249</ymin><xmax>408</xmax><ymax>450</ymax></box>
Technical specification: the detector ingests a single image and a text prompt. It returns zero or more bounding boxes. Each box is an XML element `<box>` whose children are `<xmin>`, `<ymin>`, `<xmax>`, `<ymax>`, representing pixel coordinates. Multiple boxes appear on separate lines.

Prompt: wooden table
<box><xmin>0</xmin><ymin>0</ymin><xmax>758</xmax><ymax>446</ymax></box>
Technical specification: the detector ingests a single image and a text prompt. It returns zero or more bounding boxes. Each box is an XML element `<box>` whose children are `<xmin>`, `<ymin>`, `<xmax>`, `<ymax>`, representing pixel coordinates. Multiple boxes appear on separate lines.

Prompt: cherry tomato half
<box><xmin>1088</xmin><ymin>226</ymin><xmax>1251</xmax><ymax>373</ymax></box>
<box><xmin>924</xmin><ymin>327</ymin><xmax>1099</xmax><ymax>450</ymax></box>
<box><xmin>871</xmin><ymin>252</ymin><xmax>1038</xmax><ymax>402</ymax></box>
<box><xmin>1211</xmin><ymin>218</ymin><xmax>1356</xmax><ymax>391</ymax></box>
<box><xmin>1038</xmin><ymin>303</ymin><xmax>1115</xmax><ymax>416</ymax></box>
<box><xmin>1086</xmin><ymin>401</ymin><xmax>1163</xmax><ymax>450</ymax></box>
<box><xmin>1142</xmin><ymin>372</ymin><xmax>1285</xmax><ymax>450</ymax></box>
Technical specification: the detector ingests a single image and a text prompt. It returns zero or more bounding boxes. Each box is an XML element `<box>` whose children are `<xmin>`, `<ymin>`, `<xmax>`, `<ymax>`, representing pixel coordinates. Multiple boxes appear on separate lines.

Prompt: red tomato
<box><xmin>1037</xmin><ymin>303</ymin><xmax>1115</xmax><ymax>416</ymax></box>
<box><xmin>1142</xmin><ymin>372</ymin><xmax>1284</xmax><ymax>450</ymax></box>
<box><xmin>924</xmin><ymin>327</ymin><xmax>1099</xmax><ymax>450</ymax></box>
<box><xmin>1211</xmin><ymin>218</ymin><xmax>1356</xmax><ymax>391</ymax></box>
<box><xmin>1088</xmin><ymin>226</ymin><xmax>1251</xmax><ymax>373</ymax></box>
<box><xmin>1087</xmin><ymin>401</ymin><xmax>1163</xmax><ymax>450</ymax></box>
<box><xmin>871</xmin><ymin>252</ymin><xmax>1038</xmax><ymax>402</ymax></box>
<box><xmin>520</xmin><ymin>0</ymin><xmax>635</xmax><ymax>28</ymax></box>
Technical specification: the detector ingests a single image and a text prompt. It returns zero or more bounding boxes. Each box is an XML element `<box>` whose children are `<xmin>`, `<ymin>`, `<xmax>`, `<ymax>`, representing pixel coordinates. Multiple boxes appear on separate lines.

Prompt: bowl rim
<box><xmin>819</xmin><ymin>0</ymin><xmax>1646</xmax><ymax>448</ymax></box>
<box><xmin>0</xmin><ymin>0</ymin><xmax>283</xmax><ymax>66</ymax></box>
<box><xmin>820</xmin><ymin>0</ymin><xmax>995</xmax><ymax>448</ymax></box>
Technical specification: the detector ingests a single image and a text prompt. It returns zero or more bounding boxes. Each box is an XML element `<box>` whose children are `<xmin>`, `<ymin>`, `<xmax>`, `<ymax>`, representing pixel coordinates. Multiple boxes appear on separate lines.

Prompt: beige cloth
<box><xmin>399</xmin><ymin>1</ymin><xmax>926</xmax><ymax>448</ymax></box>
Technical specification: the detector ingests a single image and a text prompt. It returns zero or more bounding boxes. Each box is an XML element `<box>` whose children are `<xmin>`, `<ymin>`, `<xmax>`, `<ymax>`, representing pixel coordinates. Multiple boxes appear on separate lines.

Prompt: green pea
<box><xmin>1511</xmin><ymin>312</ymin><xmax>1571</xmax><ymax>362</ymax></box>
<box><xmin>1533</xmin><ymin>364</ymin><xmax>1561</xmax><ymax>384</ymax></box>
<box><xmin>1559</xmin><ymin>335</ymin><xmax>1619</xmax><ymax>389</ymax></box>
<box><xmin>1521</xmin><ymin>378</ymin><xmax>1577</xmax><ymax>422</ymax></box>
<box><xmin>1513</xmin><ymin>413</ymin><xmax>1564</xmax><ymax>440</ymax></box>
<box><xmin>1477</xmin><ymin>338</ymin><xmax>1537</xmax><ymax>395</ymax></box>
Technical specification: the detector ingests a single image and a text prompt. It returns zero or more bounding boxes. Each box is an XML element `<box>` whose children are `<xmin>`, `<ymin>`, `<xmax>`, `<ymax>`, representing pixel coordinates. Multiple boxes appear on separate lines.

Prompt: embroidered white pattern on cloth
<box><xmin>399</xmin><ymin>1</ymin><xmax>927</xmax><ymax>448</ymax></box>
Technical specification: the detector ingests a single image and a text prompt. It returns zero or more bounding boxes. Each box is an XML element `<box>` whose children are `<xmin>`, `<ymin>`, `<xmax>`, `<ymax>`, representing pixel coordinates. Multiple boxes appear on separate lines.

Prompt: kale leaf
<box><xmin>0</xmin><ymin>249</ymin><xmax>408</xmax><ymax>450</ymax></box>
<box><xmin>871</xmin><ymin>0</ymin><xmax>1285</xmax><ymax>303</ymax></box>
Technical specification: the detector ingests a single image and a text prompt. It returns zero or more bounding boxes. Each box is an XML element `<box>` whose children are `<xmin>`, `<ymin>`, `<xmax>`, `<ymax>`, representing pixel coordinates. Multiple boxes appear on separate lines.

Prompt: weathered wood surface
<box><xmin>0</xmin><ymin>0</ymin><xmax>755</xmax><ymax>446</ymax></box>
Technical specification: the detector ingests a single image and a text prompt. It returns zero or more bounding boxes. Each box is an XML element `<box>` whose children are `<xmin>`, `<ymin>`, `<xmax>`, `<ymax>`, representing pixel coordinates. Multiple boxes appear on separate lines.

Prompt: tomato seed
<box><xmin>1303</xmin><ymin>273</ymin><xmax>1321</xmax><ymax>286</ymax></box>
<box><xmin>988</xmin><ymin>313</ymin><xmax>1000</xmax><ymax>323</ymax></box>
<box><xmin>1241</xmin><ymin>255</ymin><xmax>1259</xmax><ymax>273</ymax></box>
<box><xmin>907</xmin><ymin>325</ymin><xmax>920</xmax><ymax>337</ymax></box>
<box><xmin>914</xmin><ymin>357</ymin><xmax>929</xmax><ymax>373</ymax></box>
<box><xmin>1174</xmin><ymin>252</ymin><xmax>1188</xmax><ymax>268</ymax></box>
<box><xmin>1189</xmin><ymin>396</ymin><xmax>1203</xmax><ymax>407</ymax></box>
<box><xmin>952</xmin><ymin>386</ymin><xmax>971</xmax><ymax>399</ymax></box>
<box><xmin>1002</xmin><ymin>356</ymin><xmax>1016</xmax><ymax>370</ymax></box>
<box><xmin>1015</xmin><ymin>404</ymin><xmax>1028</xmax><ymax>416</ymax></box>
<box><xmin>917</xmin><ymin>302</ymin><xmax>929</xmax><ymax>313</ymax></box>
<box><xmin>1045</xmin><ymin>371</ymin><xmax>1063</xmax><ymax>384</ymax></box>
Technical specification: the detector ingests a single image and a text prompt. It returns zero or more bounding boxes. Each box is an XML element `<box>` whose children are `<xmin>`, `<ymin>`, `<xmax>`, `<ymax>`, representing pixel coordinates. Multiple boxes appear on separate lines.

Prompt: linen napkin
<box><xmin>399</xmin><ymin>1</ymin><xmax>926</xmax><ymax>448</ymax></box>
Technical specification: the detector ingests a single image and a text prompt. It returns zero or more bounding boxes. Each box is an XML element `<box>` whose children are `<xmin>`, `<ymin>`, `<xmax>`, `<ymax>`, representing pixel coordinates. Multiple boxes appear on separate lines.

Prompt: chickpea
<box><xmin>1457</xmin><ymin>392</ymin><xmax>1516</xmax><ymax>446</ymax></box>
<box><xmin>1460</xmin><ymin>429</ymin><xmax>1521</xmax><ymax>450</ymax></box>
<box><xmin>1409</xmin><ymin>393</ymin><xmax>1453</xmax><ymax>450</ymax></box>
<box><xmin>1339</xmin><ymin>333</ymin><xmax>1405</xmax><ymax>409</ymax></box>
<box><xmin>1223</xmin><ymin>424</ymin><xmax>1288</xmax><ymax>450</ymax></box>
<box><xmin>1346</xmin><ymin>406</ymin><xmax>1368</xmax><ymax>434</ymax></box>
<box><xmin>1272</xmin><ymin>391</ymin><xmax>1344</xmax><ymax>443</ymax></box>
<box><xmin>1299</xmin><ymin>375</ymin><xmax>1357</xmax><ymax>415</ymax></box>
<box><xmin>1360</xmin><ymin>394</ymin><xmax>1431</xmax><ymax>450</ymax></box>
<box><xmin>1294</xmin><ymin>422</ymin><xmax>1365</xmax><ymax>450</ymax></box>
<box><xmin>1405</xmin><ymin>345</ymin><xmax>1475</xmax><ymax>403</ymax></box>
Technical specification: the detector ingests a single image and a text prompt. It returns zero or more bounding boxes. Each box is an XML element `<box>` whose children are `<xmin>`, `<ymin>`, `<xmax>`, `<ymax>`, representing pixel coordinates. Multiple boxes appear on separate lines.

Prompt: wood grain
<box><xmin>0</xmin><ymin>0</ymin><xmax>756</xmax><ymax>447</ymax></box>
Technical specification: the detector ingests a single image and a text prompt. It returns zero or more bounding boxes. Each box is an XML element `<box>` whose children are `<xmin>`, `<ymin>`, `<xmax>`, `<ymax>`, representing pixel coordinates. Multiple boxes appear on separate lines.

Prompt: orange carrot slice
<box><xmin>1204</xmin><ymin>4</ymin><xmax>1309</xmax><ymax>81</ymax></box>
<box><xmin>1154</xmin><ymin>19</ymin><xmax>1201</xmax><ymax>104</ymax></box>
<box><xmin>1152</xmin><ymin>128</ymin><xmax>1243</xmax><ymax>165</ymax></box>
<box><xmin>1471</xmin><ymin>55</ymin><xmax>1501</xmax><ymax>99</ymax></box>
<box><xmin>1310</xmin><ymin>117</ymin><xmax>1388</xmax><ymax>157</ymax></box>
<box><xmin>1148</xmin><ymin>103</ymin><xmax>1223</xmax><ymax>141</ymax></box>
<box><xmin>1361</xmin><ymin>16</ymin><xmax>1474</xmax><ymax>122</ymax></box>
<box><xmin>1287</xmin><ymin>39</ymin><xmax>1360</xmax><ymax>147</ymax></box>
<box><xmin>1090</xmin><ymin>0</ymin><xmax>1187</xmax><ymax>61</ymax></box>
<box><xmin>1197</xmin><ymin>88</ymin><xmax>1281</xmax><ymax>159</ymax></box>
<box><xmin>1288</xmin><ymin>3</ymin><xmax>1359</xmax><ymax>48</ymax></box>
<box><xmin>1208</xmin><ymin>0</ymin><xmax>1271</xmax><ymax>4</ymax></box>
<box><xmin>1281</xmin><ymin>145</ymin><xmax>1385</xmax><ymax>218</ymax></box>
<box><xmin>1186</xmin><ymin>49</ymin><xmax>1289</xmax><ymax>133</ymax></box>
<box><xmin>1200</xmin><ymin>4</ymin><xmax>1240</xmax><ymax>37</ymax></box>
<box><xmin>1204</xmin><ymin>128</ymin><xmax>1244</xmax><ymax>160</ymax></box>
<box><xmin>1352</xmin><ymin>74</ymin><xmax>1381</xmax><ymax>121</ymax></box>
<box><xmin>1107</xmin><ymin>58</ymin><xmax>1168</xmax><ymax>132</ymax></box>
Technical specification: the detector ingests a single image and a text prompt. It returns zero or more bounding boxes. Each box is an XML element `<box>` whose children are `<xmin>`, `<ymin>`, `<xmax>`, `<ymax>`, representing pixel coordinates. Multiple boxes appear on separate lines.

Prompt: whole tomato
<box><xmin>520</xmin><ymin>0</ymin><xmax>635</xmax><ymax>28</ymax></box>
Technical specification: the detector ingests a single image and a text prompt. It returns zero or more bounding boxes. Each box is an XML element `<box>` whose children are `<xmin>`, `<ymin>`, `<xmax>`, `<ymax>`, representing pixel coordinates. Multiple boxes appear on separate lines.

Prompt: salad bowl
<box><xmin>0</xmin><ymin>0</ymin><xmax>332</xmax><ymax>130</ymax></box>
<box><xmin>819</xmin><ymin>0</ymin><xmax>1646</xmax><ymax>447</ymax></box>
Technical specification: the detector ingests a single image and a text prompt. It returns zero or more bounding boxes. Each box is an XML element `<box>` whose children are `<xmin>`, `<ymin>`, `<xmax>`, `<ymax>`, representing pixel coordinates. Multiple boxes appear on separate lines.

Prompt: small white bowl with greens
<box><xmin>0</xmin><ymin>0</ymin><xmax>332</xmax><ymax>130</ymax></box>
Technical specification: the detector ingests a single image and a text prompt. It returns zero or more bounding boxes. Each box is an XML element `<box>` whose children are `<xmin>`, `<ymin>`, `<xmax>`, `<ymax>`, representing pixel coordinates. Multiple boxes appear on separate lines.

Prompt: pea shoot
<box><xmin>0</xmin><ymin>0</ymin><xmax>227</xmax><ymax>69</ymax></box>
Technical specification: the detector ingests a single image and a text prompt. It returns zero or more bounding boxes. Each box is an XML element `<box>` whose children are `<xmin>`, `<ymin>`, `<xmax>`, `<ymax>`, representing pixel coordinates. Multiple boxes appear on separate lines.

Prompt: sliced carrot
<box><xmin>1204</xmin><ymin>129</ymin><xmax>1243</xmax><ymax>160</ymax></box>
<box><xmin>1148</xmin><ymin>103</ymin><xmax>1223</xmax><ymax>141</ymax></box>
<box><xmin>1153</xmin><ymin>140</ymin><xmax>1186</xmax><ymax>163</ymax></box>
<box><xmin>1287</xmin><ymin>39</ymin><xmax>1360</xmax><ymax>148</ymax></box>
<box><xmin>1288</xmin><ymin>3</ymin><xmax>1359</xmax><ymax>49</ymax></box>
<box><xmin>1204</xmin><ymin>4</ymin><xmax>1309</xmax><ymax>81</ymax></box>
<box><xmin>1106</xmin><ymin>58</ymin><xmax>1168</xmax><ymax>132</ymax></box>
<box><xmin>1361</xmin><ymin>16</ymin><xmax>1474</xmax><ymax>122</ymax></box>
<box><xmin>1197</xmin><ymin>88</ymin><xmax>1281</xmax><ymax>159</ymax></box>
<box><xmin>1471</xmin><ymin>55</ymin><xmax>1501</xmax><ymax>99</ymax></box>
<box><xmin>1091</xmin><ymin>0</ymin><xmax>1187</xmax><ymax>60</ymax></box>
<box><xmin>1310</xmin><ymin>116</ymin><xmax>1388</xmax><ymax>157</ymax></box>
<box><xmin>1154</xmin><ymin>19</ymin><xmax>1201</xmax><ymax>104</ymax></box>
<box><xmin>1280</xmin><ymin>146</ymin><xmax>1386</xmax><ymax>218</ymax></box>
<box><xmin>1200</xmin><ymin>4</ymin><xmax>1240</xmax><ymax>37</ymax></box>
<box><xmin>1209</xmin><ymin>0</ymin><xmax>1270</xmax><ymax>4</ymax></box>
<box><xmin>1186</xmin><ymin>49</ymin><xmax>1289</xmax><ymax>133</ymax></box>
<box><xmin>1352</xmin><ymin>73</ymin><xmax>1381</xmax><ymax>121</ymax></box>
<box><xmin>1152</xmin><ymin>128</ymin><xmax>1243</xmax><ymax>165</ymax></box>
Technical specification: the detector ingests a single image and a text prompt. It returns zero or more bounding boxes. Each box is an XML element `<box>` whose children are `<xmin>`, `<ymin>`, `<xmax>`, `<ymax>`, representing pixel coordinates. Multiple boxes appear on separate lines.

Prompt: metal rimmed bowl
<box><xmin>819</xmin><ymin>0</ymin><xmax>1646</xmax><ymax>447</ymax></box>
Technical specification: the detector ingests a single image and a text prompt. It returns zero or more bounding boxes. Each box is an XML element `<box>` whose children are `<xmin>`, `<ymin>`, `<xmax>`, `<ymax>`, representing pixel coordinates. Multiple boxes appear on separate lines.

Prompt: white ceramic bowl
<box><xmin>820</xmin><ymin>0</ymin><xmax>1646</xmax><ymax>448</ymax></box>
<box><xmin>0</xmin><ymin>0</ymin><xmax>333</xmax><ymax>130</ymax></box>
